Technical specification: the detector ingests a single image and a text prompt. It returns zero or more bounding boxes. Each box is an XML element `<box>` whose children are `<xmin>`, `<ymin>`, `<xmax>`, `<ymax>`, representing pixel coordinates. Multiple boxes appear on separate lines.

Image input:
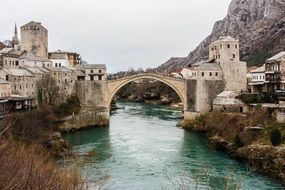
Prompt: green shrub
<box><xmin>270</xmin><ymin>129</ymin><xmax>282</xmax><ymax>146</ymax></box>
<box><xmin>237</xmin><ymin>93</ymin><xmax>279</xmax><ymax>104</ymax></box>
<box><xmin>54</xmin><ymin>95</ymin><xmax>81</xmax><ymax>117</ymax></box>
<box><xmin>234</xmin><ymin>134</ymin><xmax>244</xmax><ymax>148</ymax></box>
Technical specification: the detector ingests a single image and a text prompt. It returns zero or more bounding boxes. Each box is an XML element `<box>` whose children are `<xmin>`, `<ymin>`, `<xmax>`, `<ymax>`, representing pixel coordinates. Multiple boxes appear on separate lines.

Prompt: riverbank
<box><xmin>64</xmin><ymin>101</ymin><xmax>283</xmax><ymax>189</ymax></box>
<box><xmin>180</xmin><ymin>111</ymin><xmax>285</xmax><ymax>185</ymax></box>
<box><xmin>0</xmin><ymin>104</ymin><xmax>85</xmax><ymax>189</ymax></box>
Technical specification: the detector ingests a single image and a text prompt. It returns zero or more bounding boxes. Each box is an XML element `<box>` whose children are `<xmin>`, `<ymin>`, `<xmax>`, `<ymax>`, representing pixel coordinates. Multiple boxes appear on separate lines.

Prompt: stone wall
<box><xmin>220</xmin><ymin>61</ymin><xmax>247</xmax><ymax>92</ymax></box>
<box><xmin>186</xmin><ymin>79</ymin><xmax>197</xmax><ymax>112</ymax></box>
<box><xmin>76</xmin><ymin>80</ymin><xmax>108</xmax><ymax>110</ymax></box>
<box><xmin>21</xmin><ymin>26</ymin><xmax>48</xmax><ymax>58</ymax></box>
<box><xmin>59</xmin><ymin>109</ymin><xmax>109</xmax><ymax>132</ymax></box>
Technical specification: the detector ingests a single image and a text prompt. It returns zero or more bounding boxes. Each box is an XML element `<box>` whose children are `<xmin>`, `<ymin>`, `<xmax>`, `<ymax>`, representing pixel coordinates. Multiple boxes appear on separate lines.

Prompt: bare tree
<box><xmin>37</xmin><ymin>73</ymin><xmax>60</xmax><ymax>105</ymax></box>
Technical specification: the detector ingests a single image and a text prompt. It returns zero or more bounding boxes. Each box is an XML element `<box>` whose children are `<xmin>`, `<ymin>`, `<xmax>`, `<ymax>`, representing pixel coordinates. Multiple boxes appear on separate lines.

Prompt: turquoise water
<box><xmin>64</xmin><ymin>102</ymin><xmax>284</xmax><ymax>189</ymax></box>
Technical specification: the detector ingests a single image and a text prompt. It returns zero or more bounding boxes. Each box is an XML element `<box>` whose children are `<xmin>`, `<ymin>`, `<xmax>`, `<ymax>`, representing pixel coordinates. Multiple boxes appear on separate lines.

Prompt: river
<box><xmin>64</xmin><ymin>101</ymin><xmax>283</xmax><ymax>190</ymax></box>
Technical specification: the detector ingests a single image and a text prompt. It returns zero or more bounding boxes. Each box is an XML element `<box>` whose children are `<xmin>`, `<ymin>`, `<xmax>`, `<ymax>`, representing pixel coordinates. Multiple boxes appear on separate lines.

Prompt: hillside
<box><xmin>157</xmin><ymin>0</ymin><xmax>285</xmax><ymax>72</ymax></box>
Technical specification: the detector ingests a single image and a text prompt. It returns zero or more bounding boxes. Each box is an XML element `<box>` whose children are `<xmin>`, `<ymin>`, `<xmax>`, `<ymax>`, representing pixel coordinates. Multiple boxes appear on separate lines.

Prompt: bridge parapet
<box><xmin>108</xmin><ymin>72</ymin><xmax>185</xmax><ymax>83</ymax></box>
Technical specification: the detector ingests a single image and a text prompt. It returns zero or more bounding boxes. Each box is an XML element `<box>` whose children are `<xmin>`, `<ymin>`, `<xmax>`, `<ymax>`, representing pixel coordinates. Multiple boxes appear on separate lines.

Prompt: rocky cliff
<box><xmin>157</xmin><ymin>0</ymin><xmax>285</xmax><ymax>72</ymax></box>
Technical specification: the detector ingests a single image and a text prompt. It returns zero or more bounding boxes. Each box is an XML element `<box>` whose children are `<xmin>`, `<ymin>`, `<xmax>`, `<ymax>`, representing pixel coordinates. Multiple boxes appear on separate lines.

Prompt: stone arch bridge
<box><xmin>74</xmin><ymin>72</ymin><xmax>224</xmax><ymax>127</ymax></box>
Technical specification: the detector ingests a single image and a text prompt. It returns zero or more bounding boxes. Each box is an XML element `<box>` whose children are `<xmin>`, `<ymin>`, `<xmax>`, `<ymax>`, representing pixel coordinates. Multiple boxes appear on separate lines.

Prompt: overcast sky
<box><xmin>0</xmin><ymin>0</ymin><xmax>231</xmax><ymax>73</ymax></box>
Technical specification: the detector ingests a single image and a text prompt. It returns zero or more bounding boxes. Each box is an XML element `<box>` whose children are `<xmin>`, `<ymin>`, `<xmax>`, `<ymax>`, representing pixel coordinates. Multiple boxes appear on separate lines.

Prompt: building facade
<box><xmin>20</xmin><ymin>21</ymin><xmax>48</xmax><ymax>58</ymax></box>
<box><xmin>249</xmin><ymin>65</ymin><xmax>266</xmax><ymax>93</ymax></box>
<box><xmin>209</xmin><ymin>36</ymin><xmax>247</xmax><ymax>92</ymax></box>
<box><xmin>264</xmin><ymin>52</ymin><xmax>285</xmax><ymax>91</ymax></box>
<box><xmin>0</xmin><ymin>77</ymin><xmax>11</xmax><ymax>98</ymax></box>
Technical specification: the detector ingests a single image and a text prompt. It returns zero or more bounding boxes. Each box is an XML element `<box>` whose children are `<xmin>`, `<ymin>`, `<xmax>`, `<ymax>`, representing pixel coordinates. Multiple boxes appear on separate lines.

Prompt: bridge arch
<box><xmin>106</xmin><ymin>73</ymin><xmax>187</xmax><ymax>111</ymax></box>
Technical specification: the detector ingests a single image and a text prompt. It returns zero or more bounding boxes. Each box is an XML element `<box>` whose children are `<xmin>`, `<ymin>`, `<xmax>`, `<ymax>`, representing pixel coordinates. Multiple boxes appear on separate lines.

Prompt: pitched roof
<box><xmin>3</xmin><ymin>68</ymin><xmax>34</xmax><ymax>77</ymax></box>
<box><xmin>192</xmin><ymin>61</ymin><xmax>222</xmax><ymax>71</ymax></box>
<box><xmin>21</xmin><ymin>21</ymin><xmax>47</xmax><ymax>31</ymax></box>
<box><xmin>213</xmin><ymin>91</ymin><xmax>243</xmax><ymax>106</ymax></box>
<box><xmin>250</xmin><ymin>65</ymin><xmax>265</xmax><ymax>73</ymax></box>
<box><xmin>266</xmin><ymin>52</ymin><xmax>285</xmax><ymax>62</ymax></box>
<box><xmin>0</xmin><ymin>77</ymin><xmax>10</xmax><ymax>84</ymax></box>
<box><xmin>50</xmin><ymin>66</ymin><xmax>74</xmax><ymax>72</ymax></box>
<box><xmin>20</xmin><ymin>53</ymin><xmax>51</xmax><ymax>62</ymax></box>
<box><xmin>50</xmin><ymin>53</ymin><xmax>68</xmax><ymax>59</ymax></box>
<box><xmin>24</xmin><ymin>67</ymin><xmax>45</xmax><ymax>75</ymax></box>
<box><xmin>211</xmin><ymin>36</ymin><xmax>238</xmax><ymax>45</ymax></box>
<box><xmin>83</xmin><ymin>64</ymin><xmax>106</xmax><ymax>69</ymax></box>
<box><xmin>0</xmin><ymin>48</ymin><xmax>13</xmax><ymax>54</ymax></box>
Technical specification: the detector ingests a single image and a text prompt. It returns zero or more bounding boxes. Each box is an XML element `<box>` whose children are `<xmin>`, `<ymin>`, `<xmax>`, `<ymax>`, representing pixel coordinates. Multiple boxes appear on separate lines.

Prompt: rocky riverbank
<box><xmin>180</xmin><ymin>111</ymin><xmax>285</xmax><ymax>185</ymax></box>
<box><xmin>209</xmin><ymin>136</ymin><xmax>285</xmax><ymax>184</ymax></box>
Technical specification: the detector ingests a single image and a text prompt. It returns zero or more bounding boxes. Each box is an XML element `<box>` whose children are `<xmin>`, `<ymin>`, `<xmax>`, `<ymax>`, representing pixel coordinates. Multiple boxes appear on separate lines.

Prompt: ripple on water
<box><xmin>64</xmin><ymin>102</ymin><xmax>284</xmax><ymax>190</ymax></box>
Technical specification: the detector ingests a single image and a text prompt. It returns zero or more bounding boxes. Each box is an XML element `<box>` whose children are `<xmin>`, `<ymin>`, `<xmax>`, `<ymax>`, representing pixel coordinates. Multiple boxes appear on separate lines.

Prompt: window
<box><xmin>55</xmin><ymin>63</ymin><xmax>58</xmax><ymax>67</ymax></box>
<box><xmin>209</xmin><ymin>72</ymin><xmax>212</xmax><ymax>76</ymax></box>
<box><xmin>59</xmin><ymin>63</ymin><xmax>61</xmax><ymax>67</ymax></box>
<box><xmin>227</xmin><ymin>44</ymin><xmax>230</xmax><ymax>48</ymax></box>
<box><xmin>233</xmin><ymin>54</ymin><xmax>236</xmax><ymax>58</ymax></box>
<box><xmin>235</xmin><ymin>44</ymin><xmax>238</xmax><ymax>49</ymax></box>
<box><xmin>65</xmin><ymin>79</ymin><xmax>67</xmax><ymax>83</ymax></box>
<box><xmin>20</xmin><ymin>85</ymin><xmax>21</xmax><ymax>90</ymax></box>
<box><xmin>201</xmin><ymin>72</ymin><xmax>204</xmax><ymax>77</ymax></box>
<box><xmin>220</xmin><ymin>44</ymin><xmax>222</xmax><ymax>49</ymax></box>
<box><xmin>215</xmin><ymin>72</ymin><xmax>218</xmax><ymax>76</ymax></box>
<box><xmin>99</xmin><ymin>70</ymin><xmax>102</xmax><ymax>73</ymax></box>
<box><xmin>90</xmin><ymin>76</ymin><xmax>94</xmax><ymax>81</ymax></box>
<box><xmin>98</xmin><ymin>75</ymin><xmax>102</xmax><ymax>80</ymax></box>
<box><xmin>5</xmin><ymin>75</ymin><xmax>8</xmax><ymax>81</ymax></box>
<box><xmin>91</xmin><ymin>69</ymin><xmax>93</xmax><ymax>73</ymax></box>
<box><xmin>15</xmin><ymin>61</ymin><xmax>19</xmax><ymax>66</ymax></box>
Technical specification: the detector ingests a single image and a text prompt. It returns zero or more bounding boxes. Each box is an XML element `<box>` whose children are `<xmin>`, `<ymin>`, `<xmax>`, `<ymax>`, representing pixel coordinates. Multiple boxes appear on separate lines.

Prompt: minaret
<box><xmin>12</xmin><ymin>23</ymin><xmax>20</xmax><ymax>50</ymax></box>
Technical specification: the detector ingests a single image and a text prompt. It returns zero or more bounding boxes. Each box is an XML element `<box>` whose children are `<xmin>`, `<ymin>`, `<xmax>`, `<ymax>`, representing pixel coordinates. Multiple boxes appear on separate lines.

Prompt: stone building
<box><xmin>209</xmin><ymin>36</ymin><xmax>247</xmax><ymax>92</ymax></box>
<box><xmin>20</xmin><ymin>21</ymin><xmax>48</xmax><ymax>58</ymax></box>
<box><xmin>0</xmin><ymin>48</ymin><xmax>26</xmax><ymax>68</ymax></box>
<box><xmin>213</xmin><ymin>91</ymin><xmax>245</xmax><ymax>113</ymax></box>
<box><xmin>0</xmin><ymin>68</ymin><xmax>36</xmax><ymax>97</ymax></box>
<box><xmin>19</xmin><ymin>52</ymin><xmax>52</xmax><ymax>68</ymax></box>
<box><xmin>181</xmin><ymin>59</ymin><xmax>223</xmax><ymax>81</ymax></box>
<box><xmin>76</xmin><ymin>64</ymin><xmax>107</xmax><ymax>81</ymax></box>
<box><xmin>0</xmin><ymin>77</ymin><xmax>11</xmax><ymax>98</ymax></box>
<box><xmin>49</xmin><ymin>67</ymin><xmax>77</xmax><ymax>98</ymax></box>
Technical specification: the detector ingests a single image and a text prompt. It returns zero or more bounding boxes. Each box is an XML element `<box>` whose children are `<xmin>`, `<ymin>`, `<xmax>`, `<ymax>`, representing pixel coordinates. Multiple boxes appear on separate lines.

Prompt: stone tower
<box><xmin>209</xmin><ymin>36</ymin><xmax>247</xmax><ymax>92</ymax></box>
<box><xmin>12</xmin><ymin>23</ymin><xmax>20</xmax><ymax>50</ymax></box>
<box><xmin>20</xmin><ymin>21</ymin><xmax>48</xmax><ymax>58</ymax></box>
<box><xmin>209</xmin><ymin>36</ymin><xmax>240</xmax><ymax>62</ymax></box>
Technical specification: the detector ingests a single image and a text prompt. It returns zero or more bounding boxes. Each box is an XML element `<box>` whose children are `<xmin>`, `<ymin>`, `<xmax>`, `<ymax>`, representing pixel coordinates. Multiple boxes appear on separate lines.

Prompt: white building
<box><xmin>49</xmin><ymin>51</ymin><xmax>69</xmax><ymax>68</ymax></box>
<box><xmin>248</xmin><ymin>65</ymin><xmax>266</xmax><ymax>93</ymax></box>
